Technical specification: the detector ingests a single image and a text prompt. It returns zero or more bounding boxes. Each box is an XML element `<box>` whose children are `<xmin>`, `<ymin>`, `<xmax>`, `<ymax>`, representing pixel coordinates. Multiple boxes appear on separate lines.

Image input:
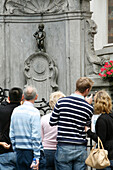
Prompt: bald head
<box><xmin>23</xmin><ymin>86</ymin><xmax>37</xmax><ymax>101</ymax></box>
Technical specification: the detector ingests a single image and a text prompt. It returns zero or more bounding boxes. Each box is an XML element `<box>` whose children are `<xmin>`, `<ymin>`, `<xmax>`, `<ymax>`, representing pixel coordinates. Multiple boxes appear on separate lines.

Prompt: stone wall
<box><xmin>0</xmin><ymin>0</ymin><xmax>112</xmax><ymax>101</ymax></box>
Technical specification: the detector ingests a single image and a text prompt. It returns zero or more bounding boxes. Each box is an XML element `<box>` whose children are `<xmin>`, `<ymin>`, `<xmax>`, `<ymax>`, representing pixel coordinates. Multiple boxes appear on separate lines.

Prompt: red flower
<box><xmin>106</xmin><ymin>71</ymin><xmax>112</xmax><ymax>75</ymax></box>
<box><xmin>99</xmin><ymin>73</ymin><xmax>102</xmax><ymax>77</ymax></box>
<box><xmin>108</xmin><ymin>65</ymin><xmax>112</xmax><ymax>68</ymax></box>
<box><xmin>104</xmin><ymin>65</ymin><xmax>109</xmax><ymax>68</ymax></box>
<box><xmin>102</xmin><ymin>74</ymin><xmax>107</xmax><ymax>77</ymax></box>
<box><xmin>100</xmin><ymin>68</ymin><xmax>106</xmax><ymax>72</ymax></box>
<box><xmin>99</xmin><ymin>60</ymin><xmax>113</xmax><ymax>80</ymax></box>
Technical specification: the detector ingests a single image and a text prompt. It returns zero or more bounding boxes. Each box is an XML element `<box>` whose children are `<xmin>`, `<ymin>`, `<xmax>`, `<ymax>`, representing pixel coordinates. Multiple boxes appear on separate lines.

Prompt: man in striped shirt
<box><xmin>10</xmin><ymin>86</ymin><xmax>45</xmax><ymax>170</ymax></box>
<box><xmin>49</xmin><ymin>77</ymin><xmax>94</xmax><ymax>170</ymax></box>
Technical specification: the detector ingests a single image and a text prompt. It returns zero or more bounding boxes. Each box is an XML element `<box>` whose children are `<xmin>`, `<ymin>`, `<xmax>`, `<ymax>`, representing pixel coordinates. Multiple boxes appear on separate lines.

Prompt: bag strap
<box><xmin>92</xmin><ymin>143</ymin><xmax>96</xmax><ymax>150</ymax></box>
<box><xmin>98</xmin><ymin>137</ymin><xmax>104</xmax><ymax>149</ymax></box>
<box><xmin>92</xmin><ymin>137</ymin><xmax>105</xmax><ymax>150</ymax></box>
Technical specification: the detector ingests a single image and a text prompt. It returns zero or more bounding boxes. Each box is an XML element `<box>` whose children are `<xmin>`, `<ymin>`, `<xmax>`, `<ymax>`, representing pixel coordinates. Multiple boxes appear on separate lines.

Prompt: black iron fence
<box><xmin>0</xmin><ymin>87</ymin><xmax>94</xmax><ymax>170</ymax></box>
<box><xmin>0</xmin><ymin>87</ymin><xmax>9</xmax><ymax>103</ymax></box>
<box><xmin>0</xmin><ymin>87</ymin><xmax>52</xmax><ymax>116</ymax></box>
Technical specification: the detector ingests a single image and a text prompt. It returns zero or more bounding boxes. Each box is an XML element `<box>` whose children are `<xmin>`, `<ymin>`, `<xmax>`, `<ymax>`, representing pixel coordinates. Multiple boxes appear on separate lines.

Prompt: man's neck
<box><xmin>24</xmin><ymin>99</ymin><xmax>34</xmax><ymax>104</ymax></box>
<box><xmin>74</xmin><ymin>91</ymin><xmax>84</xmax><ymax>97</ymax></box>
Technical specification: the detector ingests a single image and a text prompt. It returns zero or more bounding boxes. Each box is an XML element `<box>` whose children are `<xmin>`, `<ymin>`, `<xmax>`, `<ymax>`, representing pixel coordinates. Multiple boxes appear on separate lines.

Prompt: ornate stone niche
<box><xmin>24</xmin><ymin>52</ymin><xmax>58</xmax><ymax>101</ymax></box>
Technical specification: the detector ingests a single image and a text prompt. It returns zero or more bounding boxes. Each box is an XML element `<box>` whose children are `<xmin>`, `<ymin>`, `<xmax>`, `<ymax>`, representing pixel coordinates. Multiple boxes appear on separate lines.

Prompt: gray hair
<box><xmin>24</xmin><ymin>86</ymin><xmax>37</xmax><ymax>100</ymax></box>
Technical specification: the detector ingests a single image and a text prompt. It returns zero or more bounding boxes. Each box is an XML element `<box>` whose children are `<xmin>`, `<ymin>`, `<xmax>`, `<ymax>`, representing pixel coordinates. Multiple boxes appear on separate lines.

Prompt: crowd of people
<box><xmin>0</xmin><ymin>77</ymin><xmax>113</xmax><ymax>170</ymax></box>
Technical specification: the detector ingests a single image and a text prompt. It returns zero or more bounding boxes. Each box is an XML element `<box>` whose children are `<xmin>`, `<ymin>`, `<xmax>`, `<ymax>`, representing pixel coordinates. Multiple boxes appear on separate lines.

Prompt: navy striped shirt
<box><xmin>49</xmin><ymin>94</ymin><xmax>93</xmax><ymax>145</ymax></box>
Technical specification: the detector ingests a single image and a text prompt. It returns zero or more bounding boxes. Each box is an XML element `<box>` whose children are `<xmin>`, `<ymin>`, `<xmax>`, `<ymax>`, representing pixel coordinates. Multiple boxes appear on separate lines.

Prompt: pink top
<box><xmin>41</xmin><ymin>113</ymin><xmax>57</xmax><ymax>150</ymax></box>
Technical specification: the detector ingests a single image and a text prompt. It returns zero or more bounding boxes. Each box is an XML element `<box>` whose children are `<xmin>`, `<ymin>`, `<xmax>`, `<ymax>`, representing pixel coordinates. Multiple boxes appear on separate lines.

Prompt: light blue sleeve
<box><xmin>31</xmin><ymin>110</ymin><xmax>42</xmax><ymax>160</ymax></box>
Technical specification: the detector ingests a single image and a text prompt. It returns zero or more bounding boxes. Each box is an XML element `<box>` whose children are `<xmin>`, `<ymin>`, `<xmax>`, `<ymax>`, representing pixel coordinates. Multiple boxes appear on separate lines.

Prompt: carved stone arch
<box><xmin>24</xmin><ymin>52</ymin><xmax>58</xmax><ymax>101</ymax></box>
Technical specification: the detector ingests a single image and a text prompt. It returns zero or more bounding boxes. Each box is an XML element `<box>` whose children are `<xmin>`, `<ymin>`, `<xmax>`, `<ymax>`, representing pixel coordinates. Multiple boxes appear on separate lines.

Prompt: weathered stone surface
<box><xmin>0</xmin><ymin>0</ymin><xmax>112</xmax><ymax>101</ymax></box>
<box><xmin>4</xmin><ymin>0</ymin><xmax>91</xmax><ymax>15</ymax></box>
<box><xmin>24</xmin><ymin>51</ymin><xmax>58</xmax><ymax>101</ymax></box>
<box><xmin>0</xmin><ymin>12</ymin><xmax>88</xmax><ymax>97</ymax></box>
<box><xmin>4</xmin><ymin>0</ymin><xmax>68</xmax><ymax>14</ymax></box>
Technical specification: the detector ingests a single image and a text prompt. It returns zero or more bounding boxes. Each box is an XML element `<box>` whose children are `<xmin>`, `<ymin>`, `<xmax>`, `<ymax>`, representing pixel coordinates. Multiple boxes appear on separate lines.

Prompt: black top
<box><xmin>87</xmin><ymin>112</ymin><xmax>113</xmax><ymax>160</ymax></box>
<box><xmin>0</xmin><ymin>101</ymin><xmax>20</xmax><ymax>154</ymax></box>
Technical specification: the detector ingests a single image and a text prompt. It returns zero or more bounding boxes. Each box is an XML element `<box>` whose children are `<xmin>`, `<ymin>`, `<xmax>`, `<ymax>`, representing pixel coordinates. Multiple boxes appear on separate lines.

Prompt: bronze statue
<box><xmin>33</xmin><ymin>24</ymin><xmax>46</xmax><ymax>52</ymax></box>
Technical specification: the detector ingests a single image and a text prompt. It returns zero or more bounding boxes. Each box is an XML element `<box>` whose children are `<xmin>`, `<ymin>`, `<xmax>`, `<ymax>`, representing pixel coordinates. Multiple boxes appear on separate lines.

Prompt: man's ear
<box><xmin>21</xmin><ymin>94</ymin><xmax>24</xmax><ymax>101</ymax></box>
<box><xmin>35</xmin><ymin>94</ymin><xmax>38</xmax><ymax>100</ymax></box>
<box><xmin>20</xmin><ymin>94</ymin><xmax>24</xmax><ymax>105</ymax></box>
<box><xmin>7</xmin><ymin>97</ymin><xmax>10</xmax><ymax>103</ymax></box>
<box><xmin>86</xmin><ymin>88</ymin><xmax>90</xmax><ymax>93</ymax></box>
<box><xmin>83</xmin><ymin>88</ymin><xmax>90</xmax><ymax>97</ymax></box>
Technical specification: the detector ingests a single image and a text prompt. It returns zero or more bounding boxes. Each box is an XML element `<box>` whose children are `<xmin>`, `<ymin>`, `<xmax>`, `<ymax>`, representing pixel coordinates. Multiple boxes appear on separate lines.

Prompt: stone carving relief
<box><xmin>24</xmin><ymin>52</ymin><xmax>58</xmax><ymax>101</ymax></box>
<box><xmin>4</xmin><ymin>0</ymin><xmax>68</xmax><ymax>14</ymax></box>
<box><xmin>80</xmin><ymin>0</ymin><xmax>91</xmax><ymax>11</ymax></box>
<box><xmin>67</xmin><ymin>0</ymin><xmax>91</xmax><ymax>11</ymax></box>
<box><xmin>85</xmin><ymin>19</ymin><xmax>108</xmax><ymax>76</ymax></box>
<box><xmin>4</xmin><ymin>0</ymin><xmax>92</xmax><ymax>14</ymax></box>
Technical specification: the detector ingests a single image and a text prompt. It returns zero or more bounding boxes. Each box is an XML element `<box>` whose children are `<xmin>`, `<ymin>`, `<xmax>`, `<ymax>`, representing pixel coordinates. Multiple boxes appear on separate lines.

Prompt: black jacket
<box><xmin>87</xmin><ymin>112</ymin><xmax>113</xmax><ymax>160</ymax></box>
<box><xmin>0</xmin><ymin>101</ymin><xmax>20</xmax><ymax>154</ymax></box>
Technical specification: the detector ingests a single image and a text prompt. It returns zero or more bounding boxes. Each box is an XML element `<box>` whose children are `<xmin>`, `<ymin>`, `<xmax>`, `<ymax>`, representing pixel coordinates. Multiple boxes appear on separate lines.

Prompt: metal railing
<box><xmin>0</xmin><ymin>87</ymin><xmax>52</xmax><ymax>115</ymax></box>
<box><xmin>0</xmin><ymin>87</ymin><xmax>9</xmax><ymax>103</ymax></box>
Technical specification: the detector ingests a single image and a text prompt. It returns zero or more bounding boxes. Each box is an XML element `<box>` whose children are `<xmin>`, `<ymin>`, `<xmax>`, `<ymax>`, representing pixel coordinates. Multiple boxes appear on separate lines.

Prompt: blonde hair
<box><xmin>49</xmin><ymin>91</ymin><xmax>65</xmax><ymax>110</ymax></box>
<box><xmin>94</xmin><ymin>90</ymin><xmax>112</xmax><ymax>114</ymax></box>
<box><xmin>76</xmin><ymin>77</ymin><xmax>94</xmax><ymax>93</ymax></box>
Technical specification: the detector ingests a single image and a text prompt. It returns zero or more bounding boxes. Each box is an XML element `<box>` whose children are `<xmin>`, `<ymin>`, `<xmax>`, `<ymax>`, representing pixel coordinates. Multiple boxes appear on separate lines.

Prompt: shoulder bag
<box><xmin>85</xmin><ymin>137</ymin><xmax>110</xmax><ymax>169</ymax></box>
